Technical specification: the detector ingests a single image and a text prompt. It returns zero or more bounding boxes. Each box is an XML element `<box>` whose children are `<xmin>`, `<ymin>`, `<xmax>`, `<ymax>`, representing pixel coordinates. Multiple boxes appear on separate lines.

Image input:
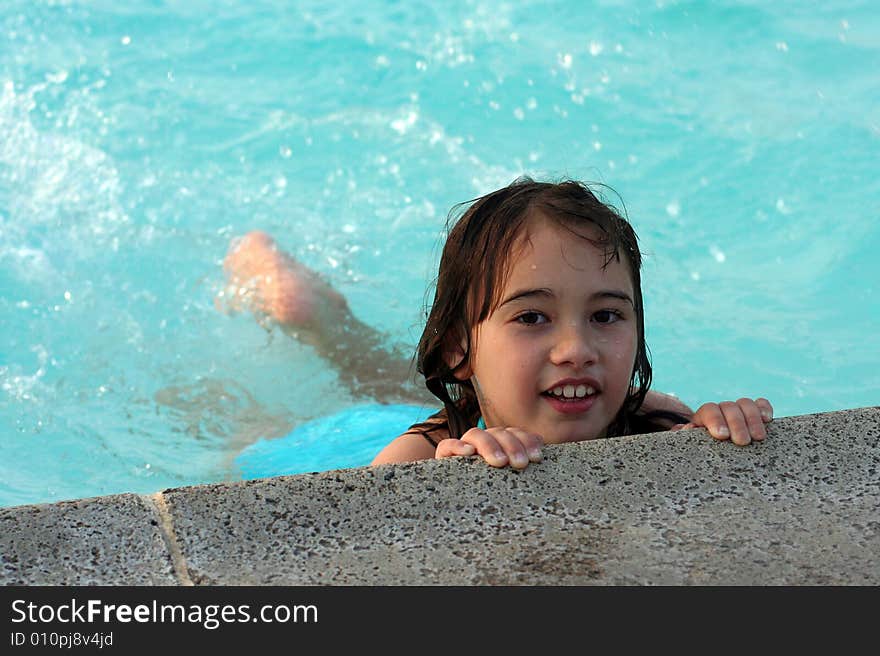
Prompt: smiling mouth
<box><xmin>542</xmin><ymin>383</ymin><xmax>598</xmax><ymax>400</ymax></box>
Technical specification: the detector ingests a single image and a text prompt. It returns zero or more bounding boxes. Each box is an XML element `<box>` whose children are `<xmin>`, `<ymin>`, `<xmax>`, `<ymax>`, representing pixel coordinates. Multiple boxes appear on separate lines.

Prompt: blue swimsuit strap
<box><xmin>477</xmin><ymin>416</ymin><xmax>486</xmax><ymax>430</ymax></box>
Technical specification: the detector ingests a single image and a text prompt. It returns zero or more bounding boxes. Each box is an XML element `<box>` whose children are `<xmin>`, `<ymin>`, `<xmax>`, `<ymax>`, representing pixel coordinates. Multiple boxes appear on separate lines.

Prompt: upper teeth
<box><xmin>550</xmin><ymin>384</ymin><xmax>595</xmax><ymax>398</ymax></box>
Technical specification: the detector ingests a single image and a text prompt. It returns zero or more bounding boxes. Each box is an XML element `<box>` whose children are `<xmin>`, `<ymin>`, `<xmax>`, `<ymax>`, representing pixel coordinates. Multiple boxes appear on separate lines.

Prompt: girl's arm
<box><xmin>371</xmin><ymin>430</ymin><xmax>442</xmax><ymax>465</ymax></box>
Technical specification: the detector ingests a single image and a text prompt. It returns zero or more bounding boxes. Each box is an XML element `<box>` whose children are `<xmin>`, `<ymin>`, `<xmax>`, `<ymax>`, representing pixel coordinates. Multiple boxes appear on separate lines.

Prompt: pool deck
<box><xmin>1</xmin><ymin>406</ymin><xmax>878</xmax><ymax>585</ymax></box>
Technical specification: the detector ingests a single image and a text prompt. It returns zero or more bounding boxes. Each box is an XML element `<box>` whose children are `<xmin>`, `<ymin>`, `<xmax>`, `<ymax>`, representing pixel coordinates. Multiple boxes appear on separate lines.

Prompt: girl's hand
<box><xmin>671</xmin><ymin>397</ymin><xmax>773</xmax><ymax>446</ymax></box>
<box><xmin>435</xmin><ymin>426</ymin><xmax>544</xmax><ymax>470</ymax></box>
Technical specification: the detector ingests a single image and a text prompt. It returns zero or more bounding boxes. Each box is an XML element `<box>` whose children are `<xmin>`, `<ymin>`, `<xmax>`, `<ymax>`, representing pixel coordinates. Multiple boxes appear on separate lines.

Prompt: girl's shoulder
<box><xmin>407</xmin><ymin>413</ymin><xmax>451</xmax><ymax>444</ymax></box>
<box><xmin>370</xmin><ymin>415</ymin><xmax>449</xmax><ymax>466</ymax></box>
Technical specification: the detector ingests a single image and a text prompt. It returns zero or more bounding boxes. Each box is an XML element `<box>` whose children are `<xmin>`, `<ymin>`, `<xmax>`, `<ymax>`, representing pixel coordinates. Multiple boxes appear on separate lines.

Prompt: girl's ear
<box><xmin>442</xmin><ymin>335</ymin><xmax>472</xmax><ymax>381</ymax></box>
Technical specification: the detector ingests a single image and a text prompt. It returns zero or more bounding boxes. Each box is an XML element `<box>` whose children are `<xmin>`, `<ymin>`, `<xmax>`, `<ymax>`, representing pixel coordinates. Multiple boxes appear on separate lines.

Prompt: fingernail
<box><xmin>494</xmin><ymin>451</ymin><xmax>507</xmax><ymax>462</ymax></box>
<box><xmin>511</xmin><ymin>453</ymin><xmax>528</xmax><ymax>468</ymax></box>
<box><xmin>716</xmin><ymin>426</ymin><xmax>730</xmax><ymax>437</ymax></box>
<box><xmin>761</xmin><ymin>410</ymin><xmax>772</xmax><ymax>421</ymax></box>
<box><xmin>528</xmin><ymin>448</ymin><xmax>542</xmax><ymax>461</ymax></box>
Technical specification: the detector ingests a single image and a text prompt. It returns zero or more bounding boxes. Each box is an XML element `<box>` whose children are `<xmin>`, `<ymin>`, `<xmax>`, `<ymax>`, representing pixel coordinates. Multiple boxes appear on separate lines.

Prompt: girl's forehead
<box><xmin>476</xmin><ymin>217</ymin><xmax>635</xmax><ymax>314</ymax></box>
<box><xmin>509</xmin><ymin>219</ymin><xmax>624</xmax><ymax>277</ymax></box>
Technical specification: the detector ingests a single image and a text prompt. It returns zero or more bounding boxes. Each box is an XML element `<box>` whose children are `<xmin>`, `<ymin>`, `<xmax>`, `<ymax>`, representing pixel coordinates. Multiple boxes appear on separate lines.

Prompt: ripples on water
<box><xmin>1</xmin><ymin>1</ymin><xmax>878</xmax><ymax>506</ymax></box>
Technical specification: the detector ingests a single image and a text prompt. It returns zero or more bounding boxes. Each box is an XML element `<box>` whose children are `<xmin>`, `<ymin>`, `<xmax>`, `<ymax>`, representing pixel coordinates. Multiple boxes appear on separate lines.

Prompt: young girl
<box><xmin>221</xmin><ymin>178</ymin><xmax>772</xmax><ymax>472</ymax></box>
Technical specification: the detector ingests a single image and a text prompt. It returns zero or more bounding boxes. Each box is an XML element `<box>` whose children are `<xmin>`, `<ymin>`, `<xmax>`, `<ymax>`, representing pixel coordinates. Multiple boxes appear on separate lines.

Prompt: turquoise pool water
<box><xmin>1</xmin><ymin>1</ymin><xmax>878</xmax><ymax>507</ymax></box>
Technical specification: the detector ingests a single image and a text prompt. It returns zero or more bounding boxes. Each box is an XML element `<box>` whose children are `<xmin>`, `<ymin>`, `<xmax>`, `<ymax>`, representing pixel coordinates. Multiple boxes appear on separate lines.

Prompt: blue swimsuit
<box><xmin>235</xmin><ymin>405</ymin><xmax>490</xmax><ymax>479</ymax></box>
<box><xmin>235</xmin><ymin>403</ymin><xmax>434</xmax><ymax>479</ymax></box>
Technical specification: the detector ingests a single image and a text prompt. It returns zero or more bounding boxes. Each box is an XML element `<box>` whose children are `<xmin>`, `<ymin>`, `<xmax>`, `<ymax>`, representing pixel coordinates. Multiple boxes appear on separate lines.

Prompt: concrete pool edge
<box><xmin>2</xmin><ymin>406</ymin><xmax>878</xmax><ymax>585</ymax></box>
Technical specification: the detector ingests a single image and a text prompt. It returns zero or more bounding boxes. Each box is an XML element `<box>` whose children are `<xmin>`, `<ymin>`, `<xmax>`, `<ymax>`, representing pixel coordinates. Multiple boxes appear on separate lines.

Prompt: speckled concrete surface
<box><xmin>2</xmin><ymin>407</ymin><xmax>878</xmax><ymax>585</ymax></box>
<box><xmin>0</xmin><ymin>494</ymin><xmax>177</xmax><ymax>585</ymax></box>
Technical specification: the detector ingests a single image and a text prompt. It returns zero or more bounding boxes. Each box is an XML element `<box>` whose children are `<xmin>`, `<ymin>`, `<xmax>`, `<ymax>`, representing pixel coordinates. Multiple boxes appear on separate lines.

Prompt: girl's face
<box><xmin>460</xmin><ymin>217</ymin><xmax>638</xmax><ymax>444</ymax></box>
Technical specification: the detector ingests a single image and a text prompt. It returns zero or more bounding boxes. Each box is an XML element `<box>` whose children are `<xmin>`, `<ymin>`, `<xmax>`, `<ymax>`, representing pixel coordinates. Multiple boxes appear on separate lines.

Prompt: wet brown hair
<box><xmin>411</xmin><ymin>176</ymin><xmax>663</xmax><ymax>442</ymax></box>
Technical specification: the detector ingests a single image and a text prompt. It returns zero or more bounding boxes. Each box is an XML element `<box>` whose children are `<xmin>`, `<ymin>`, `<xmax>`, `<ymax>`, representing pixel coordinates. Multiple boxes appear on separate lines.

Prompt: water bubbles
<box><xmin>589</xmin><ymin>41</ymin><xmax>604</xmax><ymax>56</ymax></box>
<box><xmin>391</xmin><ymin>111</ymin><xmax>418</xmax><ymax>134</ymax></box>
<box><xmin>279</xmin><ymin>145</ymin><xmax>292</xmax><ymax>158</ymax></box>
<box><xmin>666</xmin><ymin>201</ymin><xmax>680</xmax><ymax>217</ymax></box>
<box><xmin>45</xmin><ymin>70</ymin><xmax>68</xmax><ymax>84</ymax></box>
<box><xmin>121</xmin><ymin>35</ymin><xmax>131</xmax><ymax>45</ymax></box>
<box><xmin>776</xmin><ymin>198</ymin><xmax>791</xmax><ymax>214</ymax></box>
<box><xmin>709</xmin><ymin>245</ymin><xmax>726</xmax><ymax>263</ymax></box>
<box><xmin>775</xmin><ymin>42</ymin><xmax>789</xmax><ymax>52</ymax></box>
<box><xmin>513</xmin><ymin>107</ymin><xmax>525</xmax><ymax>120</ymax></box>
<box><xmin>558</xmin><ymin>53</ymin><xmax>573</xmax><ymax>69</ymax></box>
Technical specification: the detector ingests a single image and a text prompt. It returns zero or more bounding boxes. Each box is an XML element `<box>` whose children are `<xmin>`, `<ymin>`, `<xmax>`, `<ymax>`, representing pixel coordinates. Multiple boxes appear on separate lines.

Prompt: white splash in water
<box><xmin>0</xmin><ymin>78</ymin><xmax>129</xmax><ymax>266</ymax></box>
<box><xmin>390</xmin><ymin>110</ymin><xmax>419</xmax><ymax>134</ymax></box>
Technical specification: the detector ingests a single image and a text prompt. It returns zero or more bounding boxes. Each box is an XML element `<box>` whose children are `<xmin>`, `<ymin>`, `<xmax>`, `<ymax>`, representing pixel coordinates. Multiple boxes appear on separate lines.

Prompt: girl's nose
<box><xmin>549</xmin><ymin>322</ymin><xmax>598</xmax><ymax>367</ymax></box>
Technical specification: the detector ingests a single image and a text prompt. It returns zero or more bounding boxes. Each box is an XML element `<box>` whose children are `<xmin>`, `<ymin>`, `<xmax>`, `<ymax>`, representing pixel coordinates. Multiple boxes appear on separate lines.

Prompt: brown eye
<box><xmin>593</xmin><ymin>310</ymin><xmax>622</xmax><ymax>324</ymax></box>
<box><xmin>516</xmin><ymin>311</ymin><xmax>547</xmax><ymax>325</ymax></box>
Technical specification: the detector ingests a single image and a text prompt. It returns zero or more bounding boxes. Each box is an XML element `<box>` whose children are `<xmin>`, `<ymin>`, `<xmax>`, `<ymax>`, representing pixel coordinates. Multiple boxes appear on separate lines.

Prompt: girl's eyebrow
<box><xmin>498</xmin><ymin>288</ymin><xmax>553</xmax><ymax>307</ymax></box>
<box><xmin>499</xmin><ymin>288</ymin><xmax>634</xmax><ymax>307</ymax></box>
<box><xmin>594</xmin><ymin>290</ymin><xmax>634</xmax><ymax>307</ymax></box>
